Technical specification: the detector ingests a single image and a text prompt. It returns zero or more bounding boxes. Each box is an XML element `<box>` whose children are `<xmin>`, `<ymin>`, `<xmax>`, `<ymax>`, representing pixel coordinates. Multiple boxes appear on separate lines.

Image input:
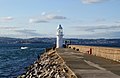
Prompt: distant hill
<box><xmin>0</xmin><ymin>37</ymin><xmax>120</xmax><ymax>48</ymax></box>
<box><xmin>67</xmin><ymin>38</ymin><xmax>120</xmax><ymax>48</ymax></box>
<box><xmin>0</xmin><ymin>37</ymin><xmax>56</xmax><ymax>44</ymax></box>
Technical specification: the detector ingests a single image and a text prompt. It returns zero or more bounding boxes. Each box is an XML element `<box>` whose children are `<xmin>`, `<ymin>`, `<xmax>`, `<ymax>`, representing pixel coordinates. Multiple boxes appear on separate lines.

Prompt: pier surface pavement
<box><xmin>56</xmin><ymin>48</ymin><xmax>120</xmax><ymax>78</ymax></box>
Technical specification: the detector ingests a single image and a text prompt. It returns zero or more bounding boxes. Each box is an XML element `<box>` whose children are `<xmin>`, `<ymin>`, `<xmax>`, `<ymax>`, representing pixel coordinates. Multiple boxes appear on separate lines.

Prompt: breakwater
<box><xmin>68</xmin><ymin>45</ymin><xmax>120</xmax><ymax>62</ymax></box>
<box><xmin>18</xmin><ymin>49</ymin><xmax>77</xmax><ymax>78</ymax></box>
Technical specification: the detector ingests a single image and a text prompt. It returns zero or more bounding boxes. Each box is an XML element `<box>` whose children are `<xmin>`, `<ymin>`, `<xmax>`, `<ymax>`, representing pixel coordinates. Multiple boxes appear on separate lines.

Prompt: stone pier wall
<box><xmin>18</xmin><ymin>49</ymin><xmax>77</xmax><ymax>78</ymax></box>
<box><xmin>68</xmin><ymin>45</ymin><xmax>120</xmax><ymax>62</ymax></box>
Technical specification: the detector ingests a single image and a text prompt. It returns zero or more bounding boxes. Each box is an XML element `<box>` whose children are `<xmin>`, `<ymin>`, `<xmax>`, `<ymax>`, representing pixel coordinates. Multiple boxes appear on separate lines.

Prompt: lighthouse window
<box><xmin>58</xmin><ymin>29</ymin><xmax>63</xmax><ymax>33</ymax></box>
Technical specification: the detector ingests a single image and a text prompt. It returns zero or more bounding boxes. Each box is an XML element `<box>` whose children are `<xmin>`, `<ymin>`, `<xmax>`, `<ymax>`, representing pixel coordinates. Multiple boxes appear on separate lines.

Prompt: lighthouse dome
<box><xmin>57</xmin><ymin>24</ymin><xmax>63</xmax><ymax>29</ymax></box>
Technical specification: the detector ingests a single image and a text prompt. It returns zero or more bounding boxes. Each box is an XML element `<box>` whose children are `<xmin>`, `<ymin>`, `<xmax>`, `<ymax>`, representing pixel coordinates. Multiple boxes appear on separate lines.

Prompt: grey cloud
<box><xmin>29</xmin><ymin>19</ymin><xmax>49</xmax><ymax>23</ymax></box>
<box><xmin>115</xmin><ymin>20</ymin><xmax>120</xmax><ymax>23</ymax></box>
<box><xmin>74</xmin><ymin>25</ymin><xmax>120</xmax><ymax>32</ymax></box>
<box><xmin>107</xmin><ymin>31</ymin><xmax>120</xmax><ymax>38</ymax></box>
<box><xmin>29</xmin><ymin>14</ymin><xmax>67</xmax><ymax>23</ymax></box>
<box><xmin>45</xmin><ymin>15</ymin><xmax>67</xmax><ymax>20</ymax></box>
<box><xmin>66</xmin><ymin>31</ymin><xmax>120</xmax><ymax>39</ymax></box>
<box><xmin>69</xmin><ymin>25</ymin><xmax>120</xmax><ymax>38</ymax></box>
<box><xmin>15</xmin><ymin>29</ymin><xmax>45</xmax><ymax>36</ymax></box>
<box><xmin>41</xmin><ymin>12</ymin><xmax>67</xmax><ymax>20</ymax></box>
<box><xmin>2</xmin><ymin>29</ymin><xmax>50</xmax><ymax>38</ymax></box>
<box><xmin>0</xmin><ymin>16</ymin><xmax>14</xmax><ymax>22</ymax></box>
<box><xmin>86</xmin><ymin>31</ymin><xmax>120</xmax><ymax>39</ymax></box>
<box><xmin>0</xmin><ymin>26</ymin><xmax>19</xmax><ymax>29</ymax></box>
<box><xmin>81</xmin><ymin>0</ymin><xmax>109</xmax><ymax>4</ymax></box>
<box><xmin>95</xmin><ymin>18</ymin><xmax>106</xmax><ymax>22</ymax></box>
<box><xmin>3</xmin><ymin>17</ymin><xmax>14</xmax><ymax>20</ymax></box>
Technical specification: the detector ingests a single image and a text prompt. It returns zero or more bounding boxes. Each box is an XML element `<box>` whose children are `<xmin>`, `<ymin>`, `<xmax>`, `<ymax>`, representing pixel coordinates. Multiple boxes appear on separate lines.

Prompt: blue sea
<box><xmin>0</xmin><ymin>43</ymin><xmax>54</xmax><ymax>78</ymax></box>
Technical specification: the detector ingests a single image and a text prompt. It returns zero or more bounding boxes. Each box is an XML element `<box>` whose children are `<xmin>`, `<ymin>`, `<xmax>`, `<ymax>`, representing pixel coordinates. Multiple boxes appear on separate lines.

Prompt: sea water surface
<box><xmin>0</xmin><ymin>43</ymin><xmax>54</xmax><ymax>78</ymax></box>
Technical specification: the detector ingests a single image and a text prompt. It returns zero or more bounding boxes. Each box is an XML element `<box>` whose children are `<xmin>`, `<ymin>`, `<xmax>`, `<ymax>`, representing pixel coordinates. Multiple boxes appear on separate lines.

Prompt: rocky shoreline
<box><xmin>18</xmin><ymin>49</ymin><xmax>77</xmax><ymax>78</ymax></box>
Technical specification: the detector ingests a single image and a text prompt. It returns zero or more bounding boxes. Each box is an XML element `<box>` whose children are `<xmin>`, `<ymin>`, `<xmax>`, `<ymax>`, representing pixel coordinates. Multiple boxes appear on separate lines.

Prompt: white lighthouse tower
<box><xmin>56</xmin><ymin>24</ymin><xmax>63</xmax><ymax>48</ymax></box>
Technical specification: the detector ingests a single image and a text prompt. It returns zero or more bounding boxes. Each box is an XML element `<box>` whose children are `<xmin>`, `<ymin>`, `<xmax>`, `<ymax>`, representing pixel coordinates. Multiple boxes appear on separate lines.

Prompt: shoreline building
<box><xmin>56</xmin><ymin>24</ymin><xmax>63</xmax><ymax>48</ymax></box>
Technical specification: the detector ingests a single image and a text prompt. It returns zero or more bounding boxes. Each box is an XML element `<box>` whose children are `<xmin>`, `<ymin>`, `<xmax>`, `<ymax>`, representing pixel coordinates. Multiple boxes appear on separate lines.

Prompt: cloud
<box><xmin>66</xmin><ymin>31</ymin><xmax>120</xmax><ymax>39</ymax></box>
<box><xmin>74</xmin><ymin>25</ymin><xmax>120</xmax><ymax>32</ymax></box>
<box><xmin>1</xmin><ymin>29</ymin><xmax>50</xmax><ymax>38</ymax></box>
<box><xmin>115</xmin><ymin>20</ymin><xmax>120</xmax><ymax>23</ymax></box>
<box><xmin>84</xmin><ymin>31</ymin><xmax>120</xmax><ymax>39</ymax></box>
<box><xmin>95</xmin><ymin>18</ymin><xmax>106</xmax><ymax>22</ymax></box>
<box><xmin>45</xmin><ymin>14</ymin><xmax>67</xmax><ymax>20</ymax></box>
<box><xmin>3</xmin><ymin>16</ymin><xmax>14</xmax><ymax>20</ymax></box>
<box><xmin>81</xmin><ymin>0</ymin><xmax>109</xmax><ymax>4</ymax></box>
<box><xmin>107</xmin><ymin>31</ymin><xmax>120</xmax><ymax>38</ymax></box>
<box><xmin>0</xmin><ymin>26</ymin><xmax>19</xmax><ymax>29</ymax></box>
<box><xmin>29</xmin><ymin>13</ymin><xmax>67</xmax><ymax>23</ymax></box>
<box><xmin>69</xmin><ymin>25</ymin><xmax>120</xmax><ymax>38</ymax></box>
<box><xmin>29</xmin><ymin>18</ymin><xmax>49</xmax><ymax>23</ymax></box>
<box><xmin>0</xmin><ymin>16</ymin><xmax>14</xmax><ymax>22</ymax></box>
<box><xmin>15</xmin><ymin>29</ymin><xmax>45</xmax><ymax>36</ymax></box>
<box><xmin>41</xmin><ymin>12</ymin><xmax>47</xmax><ymax>16</ymax></box>
<box><xmin>41</xmin><ymin>12</ymin><xmax>67</xmax><ymax>20</ymax></box>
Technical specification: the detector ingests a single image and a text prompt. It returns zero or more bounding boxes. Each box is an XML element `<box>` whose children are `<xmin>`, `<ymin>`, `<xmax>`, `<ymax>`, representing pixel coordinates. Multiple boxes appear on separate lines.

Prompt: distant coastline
<box><xmin>0</xmin><ymin>37</ymin><xmax>120</xmax><ymax>48</ymax></box>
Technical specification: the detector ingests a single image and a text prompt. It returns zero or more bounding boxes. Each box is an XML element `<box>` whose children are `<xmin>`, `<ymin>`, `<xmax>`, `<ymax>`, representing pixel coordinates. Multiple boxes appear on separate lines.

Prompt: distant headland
<box><xmin>0</xmin><ymin>37</ymin><xmax>120</xmax><ymax>48</ymax></box>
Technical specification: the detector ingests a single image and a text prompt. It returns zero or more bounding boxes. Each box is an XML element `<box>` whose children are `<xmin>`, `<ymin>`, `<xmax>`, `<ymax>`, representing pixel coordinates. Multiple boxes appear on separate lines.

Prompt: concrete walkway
<box><xmin>56</xmin><ymin>48</ymin><xmax>120</xmax><ymax>78</ymax></box>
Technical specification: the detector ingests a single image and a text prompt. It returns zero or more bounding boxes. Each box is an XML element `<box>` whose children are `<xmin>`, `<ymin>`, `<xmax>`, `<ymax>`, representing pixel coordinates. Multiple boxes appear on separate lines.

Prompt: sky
<box><xmin>0</xmin><ymin>0</ymin><xmax>120</xmax><ymax>39</ymax></box>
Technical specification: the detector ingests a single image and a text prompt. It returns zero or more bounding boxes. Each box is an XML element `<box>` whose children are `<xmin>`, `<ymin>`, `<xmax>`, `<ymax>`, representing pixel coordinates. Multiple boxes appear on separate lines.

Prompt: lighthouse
<box><xmin>56</xmin><ymin>24</ymin><xmax>63</xmax><ymax>48</ymax></box>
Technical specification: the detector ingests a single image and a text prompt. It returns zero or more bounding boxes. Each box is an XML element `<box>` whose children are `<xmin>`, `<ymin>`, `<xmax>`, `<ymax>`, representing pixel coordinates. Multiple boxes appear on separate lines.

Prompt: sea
<box><xmin>0</xmin><ymin>43</ymin><xmax>54</xmax><ymax>78</ymax></box>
